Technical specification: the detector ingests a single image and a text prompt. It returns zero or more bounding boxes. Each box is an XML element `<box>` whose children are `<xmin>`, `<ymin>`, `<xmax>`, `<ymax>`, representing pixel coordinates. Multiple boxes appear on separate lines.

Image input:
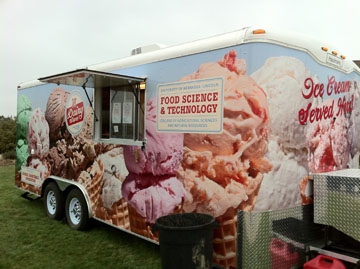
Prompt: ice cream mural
<box><xmin>122</xmin><ymin>97</ymin><xmax>186</xmax><ymax>239</ymax></box>
<box><xmin>153</xmin><ymin>51</ymin><xmax>358</xmax><ymax>268</ymax></box>
<box><xmin>251</xmin><ymin>56</ymin><xmax>359</xmax><ymax>210</ymax></box>
<box><xmin>251</xmin><ymin>56</ymin><xmax>316</xmax><ymax>211</ymax></box>
<box><xmin>15</xmin><ymin>40</ymin><xmax>360</xmax><ymax>269</ymax></box>
<box><xmin>16</xmin><ymin>87</ymin><xmax>131</xmax><ymax>230</ymax></box>
<box><xmin>175</xmin><ymin>51</ymin><xmax>272</xmax><ymax>267</ymax></box>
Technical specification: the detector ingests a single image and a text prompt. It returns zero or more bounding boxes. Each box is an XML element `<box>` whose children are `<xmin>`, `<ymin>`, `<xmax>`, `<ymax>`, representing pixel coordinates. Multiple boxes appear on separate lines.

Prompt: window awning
<box><xmin>39</xmin><ymin>69</ymin><xmax>146</xmax><ymax>88</ymax></box>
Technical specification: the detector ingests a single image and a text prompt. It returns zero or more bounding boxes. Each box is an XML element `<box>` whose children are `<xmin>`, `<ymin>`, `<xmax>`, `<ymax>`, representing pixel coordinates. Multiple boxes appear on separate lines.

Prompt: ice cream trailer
<box><xmin>16</xmin><ymin>27</ymin><xmax>360</xmax><ymax>268</ymax></box>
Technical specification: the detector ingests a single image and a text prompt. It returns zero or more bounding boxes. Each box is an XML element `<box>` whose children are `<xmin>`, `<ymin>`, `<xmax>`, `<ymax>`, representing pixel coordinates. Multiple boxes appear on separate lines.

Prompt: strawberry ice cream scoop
<box><xmin>180</xmin><ymin>50</ymin><xmax>246</xmax><ymax>81</ymax></box>
<box><xmin>28</xmin><ymin>108</ymin><xmax>50</xmax><ymax>159</ymax></box>
<box><xmin>122</xmin><ymin>174</ymin><xmax>186</xmax><ymax>223</ymax></box>
<box><xmin>184</xmin><ymin>74</ymin><xmax>269</xmax><ymax>160</ymax></box>
<box><xmin>177</xmin><ymin>51</ymin><xmax>272</xmax><ymax>215</ymax></box>
<box><xmin>307</xmin><ymin>99</ymin><xmax>350</xmax><ymax>173</ymax></box>
<box><xmin>123</xmin><ymin>97</ymin><xmax>185</xmax><ymax>223</ymax></box>
<box><xmin>28</xmin><ymin>157</ymin><xmax>51</xmax><ymax>181</ymax></box>
<box><xmin>124</xmin><ymin>98</ymin><xmax>184</xmax><ymax>176</ymax></box>
<box><xmin>348</xmin><ymin>81</ymin><xmax>360</xmax><ymax>158</ymax></box>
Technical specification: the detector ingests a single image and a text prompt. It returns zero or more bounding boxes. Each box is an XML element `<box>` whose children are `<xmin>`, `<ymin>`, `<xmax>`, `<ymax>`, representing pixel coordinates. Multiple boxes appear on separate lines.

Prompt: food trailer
<box><xmin>16</xmin><ymin>27</ymin><xmax>360</xmax><ymax>268</ymax></box>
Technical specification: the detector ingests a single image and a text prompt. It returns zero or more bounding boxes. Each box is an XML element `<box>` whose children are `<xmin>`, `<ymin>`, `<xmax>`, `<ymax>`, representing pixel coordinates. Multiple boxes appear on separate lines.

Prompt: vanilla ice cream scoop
<box><xmin>251</xmin><ymin>56</ymin><xmax>314</xmax><ymax>165</ymax></box>
<box><xmin>28</xmin><ymin>108</ymin><xmax>50</xmax><ymax>159</ymax></box>
<box><xmin>98</xmin><ymin>147</ymin><xmax>129</xmax><ymax>209</ymax></box>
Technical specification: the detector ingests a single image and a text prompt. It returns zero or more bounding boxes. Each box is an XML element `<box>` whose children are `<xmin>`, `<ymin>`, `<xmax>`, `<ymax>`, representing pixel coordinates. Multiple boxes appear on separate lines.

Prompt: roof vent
<box><xmin>131</xmin><ymin>43</ymin><xmax>167</xmax><ymax>55</ymax></box>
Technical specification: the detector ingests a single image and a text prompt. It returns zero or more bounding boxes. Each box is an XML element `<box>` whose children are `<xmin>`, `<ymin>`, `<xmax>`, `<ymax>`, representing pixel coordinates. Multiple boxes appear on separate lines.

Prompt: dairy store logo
<box><xmin>65</xmin><ymin>91</ymin><xmax>85</xmax><ymax>135</ymax></box>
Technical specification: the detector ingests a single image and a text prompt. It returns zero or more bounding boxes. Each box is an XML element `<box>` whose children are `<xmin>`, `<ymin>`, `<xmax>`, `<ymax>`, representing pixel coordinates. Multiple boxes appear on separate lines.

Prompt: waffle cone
<box><xmin>212</xmin><ymin>177</ymin><xmax>263</xmax><ymax>268</ymax></box>
<box><xmin>94</xmin><ymin>196</ymin><xmax>130</xmax><ymax>230</ymax></box>
<box><xmin>213</xmin><ymin>207</ymin><xmax>238</xmax><ymax>268</ymax></box>
<box><xmin>128</xmin><ymin>206</ymin><xmax>159</xmax><ymax>241</ymax></box>
<box><xmin>94</xmin><ymin>196</ymin><xmax>112</xmax><ymax>222</ymax></box>
<box><xmin>108</xmin><ymin>198</ymin><xmax>130</xmax><ymax>229</ymax></box>
<box><xmin>20</xmin><ymin>181</ymin><xmax>41</xmax><ymax>195</ymax></box>
<box><xmin>86</xmin><ymin>160</ymin><xmax>104</xmax><ymax>213</ymax></box>
<box><xmin>127</xmin><ymin>202</ymin><xmax>184</xmax><ymax>241</ymax></box>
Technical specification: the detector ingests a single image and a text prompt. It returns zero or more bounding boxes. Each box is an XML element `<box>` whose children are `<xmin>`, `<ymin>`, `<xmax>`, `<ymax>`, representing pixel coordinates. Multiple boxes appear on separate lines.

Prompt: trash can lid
<box><xmin>154</xmin><ymin>213</ymin><xmax>217</xmax><ymax>231</ymax></box>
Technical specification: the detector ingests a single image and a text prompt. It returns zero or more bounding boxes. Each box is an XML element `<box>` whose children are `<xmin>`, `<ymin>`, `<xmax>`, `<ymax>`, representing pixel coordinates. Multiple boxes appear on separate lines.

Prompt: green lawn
<box><xmin>0</xmin><ymin>165</ymin><xmax>161</xmax><ymax>269</ymax></box>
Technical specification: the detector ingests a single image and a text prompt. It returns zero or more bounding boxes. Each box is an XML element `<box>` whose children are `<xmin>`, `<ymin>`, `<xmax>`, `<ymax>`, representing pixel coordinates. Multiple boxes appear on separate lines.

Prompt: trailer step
<box><xmin>21</xmin><ymin>192</ymin><xmax>40</xmax><ymax>201</ymax></box>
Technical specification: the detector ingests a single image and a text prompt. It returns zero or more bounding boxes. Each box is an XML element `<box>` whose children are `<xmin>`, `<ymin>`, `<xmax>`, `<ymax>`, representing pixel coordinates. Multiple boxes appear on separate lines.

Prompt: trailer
<box><xmin>16</xmin><ymin>27</ymin><xmax>360</xmax><ymax>268</ymax></box>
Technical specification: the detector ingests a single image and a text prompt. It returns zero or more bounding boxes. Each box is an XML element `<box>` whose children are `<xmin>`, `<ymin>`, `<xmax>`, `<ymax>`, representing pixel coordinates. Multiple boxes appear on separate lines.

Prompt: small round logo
<box><xmin>65</xmin><ymin>91</ymin><xmax>85</xmax><ymax>135</ymax></box>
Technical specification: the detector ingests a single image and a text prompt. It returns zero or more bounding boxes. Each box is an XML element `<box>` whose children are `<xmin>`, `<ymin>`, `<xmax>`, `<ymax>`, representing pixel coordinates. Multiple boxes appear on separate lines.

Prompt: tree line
<box><xmin>0</xmin><ymin>116</ymin><xmax>16</xmax><ymax>159</ymax></box>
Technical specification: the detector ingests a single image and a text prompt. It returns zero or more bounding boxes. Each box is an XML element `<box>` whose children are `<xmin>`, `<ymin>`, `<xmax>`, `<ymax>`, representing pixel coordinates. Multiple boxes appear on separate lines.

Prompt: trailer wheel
<box><xmin>44</xmin><ymin>182</ymin><xmax>64</xmax><ymax>220</ymax></box>
<box><xmin>65</xmin><ymin>188</ymin><xmax>88</xmax><ymax>230</ymax></box>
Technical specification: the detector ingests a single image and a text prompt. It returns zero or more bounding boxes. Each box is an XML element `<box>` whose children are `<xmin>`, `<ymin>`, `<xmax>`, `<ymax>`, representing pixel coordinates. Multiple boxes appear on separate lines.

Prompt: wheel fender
<box><xmin>43</xmin><ymin>177</ymin><xmax>93</xmax><ymax>218</ymax></box>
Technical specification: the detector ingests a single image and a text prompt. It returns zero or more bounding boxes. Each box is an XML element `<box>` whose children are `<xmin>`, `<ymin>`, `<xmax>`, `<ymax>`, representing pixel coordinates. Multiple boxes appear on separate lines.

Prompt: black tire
<box><xmin>43</xmin><ymin>182</ymin><xmax>64</xmax><ymax>220</ymax></box>
<box><xmin>65</xmin><ymin>188</ymin><xmax>89</xmax><ymax>230</ymax></box>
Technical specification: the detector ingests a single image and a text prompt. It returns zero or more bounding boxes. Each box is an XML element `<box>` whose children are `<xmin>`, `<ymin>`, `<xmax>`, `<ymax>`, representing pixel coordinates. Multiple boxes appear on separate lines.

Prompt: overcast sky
<box><xmin>1</xmin><ymin>0</ymin><xmax>360</xmax><ymax>117</ymax></box>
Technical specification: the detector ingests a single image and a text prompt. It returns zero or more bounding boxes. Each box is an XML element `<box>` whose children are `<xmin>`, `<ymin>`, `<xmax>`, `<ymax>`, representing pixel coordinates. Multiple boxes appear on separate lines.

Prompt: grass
<box><xmin>0</xmin><ymin>165</ymin><xmax>161</xmax><ymax>269</ymax></box>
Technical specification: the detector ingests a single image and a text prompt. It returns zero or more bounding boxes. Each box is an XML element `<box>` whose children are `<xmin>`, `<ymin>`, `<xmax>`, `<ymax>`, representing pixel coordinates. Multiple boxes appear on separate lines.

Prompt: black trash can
<box><xmin>152</xmin><ymin>213</ymin><xmax>217</xmax><ymax>269</ymax></box>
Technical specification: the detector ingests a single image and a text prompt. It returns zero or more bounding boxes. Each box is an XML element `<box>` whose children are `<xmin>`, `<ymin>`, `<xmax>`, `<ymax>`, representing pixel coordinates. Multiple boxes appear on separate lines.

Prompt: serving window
<box><xmin>39</xmin><ymin>69</ymin><xmax>146</xmax><ymax>146</ymax></box>
<box><xmin>100</xmin><ymin>83</ymin><xmax>145</xmax><ymax>143</ymax></box>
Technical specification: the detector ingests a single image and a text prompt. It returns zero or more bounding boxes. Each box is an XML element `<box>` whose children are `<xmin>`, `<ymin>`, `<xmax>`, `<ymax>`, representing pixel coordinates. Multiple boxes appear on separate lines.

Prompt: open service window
<box><xmin>39</xmin><ymin>69</ymin><xmax>146</xmax><ymax>146</ymax></box>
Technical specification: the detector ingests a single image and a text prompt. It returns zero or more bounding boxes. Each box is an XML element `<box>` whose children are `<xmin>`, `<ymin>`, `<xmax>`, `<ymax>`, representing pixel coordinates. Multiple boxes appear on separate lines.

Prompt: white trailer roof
<box><xmin>89</xmin><ymin>26</ymin><xmax>357</xmax><ymax>73</ymax></box>
<box><xmin>18</xmin><ymin>26</ymin><xmax>359</xmax><ymax>90</ymax></box>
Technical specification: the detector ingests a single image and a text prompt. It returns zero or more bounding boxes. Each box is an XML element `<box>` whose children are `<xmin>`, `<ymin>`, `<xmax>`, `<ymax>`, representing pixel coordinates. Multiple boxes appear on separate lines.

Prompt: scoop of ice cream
<box><xmin>122</xmin><ymin>173</ymin><xmax>186</xmax><ymax>223</ymax></box>
<box><xmin>27</xmin><ymin>157</ymin><xmax>51</xmax><ymax>181</ymax></box>
<box><xmin>254</xmin><ymin>139</ymin><xmax>308</xmax><ymax>211</ymax></box>
<box><xmin>306</xmin><ymin>98</ymin><xmax>350</xmax><ymax>173</ymax></box>
<box><xmin>183</xmin><ymin>73</ymin><xmax>269</xmax><ymax>160</ymax></box>
<box><xmin>67</xmin><ymin>137</ymin><xmax>97</xmax><ymax>176</ymax></box>
<box><xmin>180</xmin><ymin>50</ymin><xmax>246</xmax><ymax>81</ymax></box>
<box><xmin>16</xmin><ymin>139</ymin><xmax>29</xmax><ymax>171</ymax></box>
<box><xmin>124</xmin><ymin>98</ymin><xmax>184</xmax><ymax>176</ymax></box>
<box><xmin>77</xmin><ymin>160</ymin><xmax>104</xmax><ymax>188</ymax></box>
<box><xmin>47</xmin><ymin>136</ymin><xmax>97</xmax><ymax>180</ymax></box>
<box><xmin>16</xmin><ymin>96</ymin><xmax>31</xmax><ymax>171</ymax></box>
<box><xmin>17</xmin><ymin>95</ymin><xmax>32</xmax><ymax>140</ymax></box>
<box><xmin>251</xmin><ymin>56</ymin><xmax>314</xmax><ymax>165</ymax></box>
<box><xmin>348</xmin><ymin>80</ymin><xmax>360</xmax><ymax>157</ymax></box>
<box><xmin>179</xmin><ymin>168</ymin><xmax>248</xmax><ymax>216</ymax></box>
<box><xmin>123</xmin><ymin>97</ymin><xmax>185</xmax><ymax>222</ymax></box>
<box><xmin>101</xmin><ymin>174</ymin><xmax>123</xmax><ymax>209</ymax></box>
<box><xmin>177</xmin><ymin>50</ymin><xmax>272</xmax><ymax>215</ymax></box>
<box><xmin>47</xmin><ymin>142</ymin><xmax>69</xmax><ymax>177</ymax></box>
<box><xmin>28</xmin><ymin>108</ymin><xmax>50</xmax><ymax>159</ymax></box>
<box><xmin>299</xmin><ymin>176</ymin><xmax>313</xmax><ymax>205</ymax></box>
<box><xmin>79</xmin><ymin>106</ymin><xmax>94</xmax><ymax>140</ymax></box>
<box><xmin>17</xmin><ymin>94</ymin><xmax>32</xmax><ymax>114</ymax></box>
<box><xmin>98</xmin><ymin>147</ymin><xmax>129</xmax><ymax>209</ymax></box>
<box><xmin>98</xmin><ymin>147</ymin><xmax>128</xmax><ymax>182</ymax></box>
<box><xmin>45</xmin><ymin>87</ymin><xmax>70</xmax><ymax>143</ymax></box>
